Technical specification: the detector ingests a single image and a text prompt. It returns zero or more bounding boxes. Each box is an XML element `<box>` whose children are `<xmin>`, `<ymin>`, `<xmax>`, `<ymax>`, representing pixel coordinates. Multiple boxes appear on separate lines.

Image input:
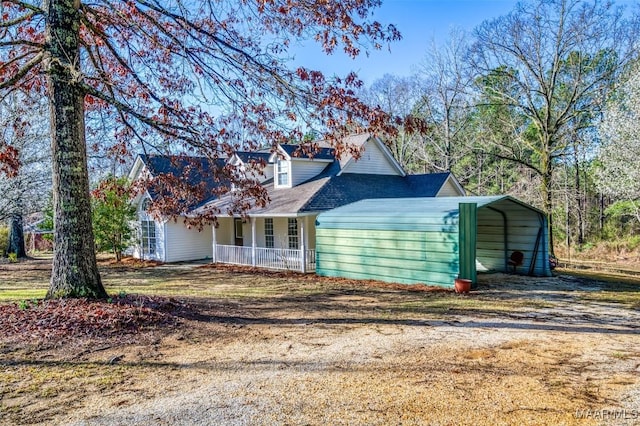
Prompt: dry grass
<box><xmin>1</xmin><ymin>257</ymin><xmax>640</xmax><ymax>425</ymax></box>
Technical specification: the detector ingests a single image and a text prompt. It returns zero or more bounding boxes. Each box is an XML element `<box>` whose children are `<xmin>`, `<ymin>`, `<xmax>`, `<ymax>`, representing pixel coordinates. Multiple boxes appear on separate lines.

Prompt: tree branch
<box><xmin>0</xmin><ymin>51</ymin><xmax>43</xmax><ymax>90</ymax></box>
<box><xmin>2</xmin><ymin>1</ymin><xmax>43</xmax><ymax>14</ymax></box>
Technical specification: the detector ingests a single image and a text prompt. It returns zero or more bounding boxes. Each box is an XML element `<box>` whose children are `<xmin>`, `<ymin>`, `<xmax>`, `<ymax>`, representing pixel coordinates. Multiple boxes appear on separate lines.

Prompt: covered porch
<box><xmin>212</xmin><ymin>214</ymin><xmax>317</xmax><ymax>272</ymax></box>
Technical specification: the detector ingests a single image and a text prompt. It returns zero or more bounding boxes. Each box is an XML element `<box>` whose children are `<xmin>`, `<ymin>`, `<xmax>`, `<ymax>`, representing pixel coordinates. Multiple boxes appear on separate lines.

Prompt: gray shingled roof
<box><xmin>140</xmin><ymin>136</ymin><xmax>458</xmax><ymax>216</ymax></box>
<box><xmin>234</xmin><ymin>152</ymin><xmax>271</xmax><ymax>163</ymax></box>
<box><xmin>301</xmin><ymin>173</ymin><xmax>450</xmax><ymax>212</ymax></box>
<box><xmin>279</xmin><ymin>144</ymin><xmax>336</xmax><ymax>160</ymax></box>
<box><xmin>204</xmin><ymin>165</ymin><xmax>455</xmax><ymax>216</ymax></box>
<box><xmin>405</xmin><ymin>173</ymin><xmax>451</xmax><ymax>196</ymax></box>
<box><xmin>139</xmin><ymin>154</ymin><xmax>227</xmax><ymax>208</ymax></box>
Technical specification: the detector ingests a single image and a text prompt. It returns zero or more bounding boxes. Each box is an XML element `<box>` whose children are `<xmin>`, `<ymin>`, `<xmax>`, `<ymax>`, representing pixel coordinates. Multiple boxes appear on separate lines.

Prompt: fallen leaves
<box><xmin>204</xmin><ymin>263</ymin><xmax>451</xmax><ymax>293</ymax></box>
<box><xmin>0</xmin><ymin>295</ymin><xmax>189</xmax><ymax>344</ymax></box>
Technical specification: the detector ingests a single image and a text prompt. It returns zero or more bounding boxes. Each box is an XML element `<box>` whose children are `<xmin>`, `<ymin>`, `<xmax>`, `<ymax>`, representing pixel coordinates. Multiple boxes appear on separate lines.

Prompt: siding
<box><xmin>476</xmin><ymin>199</ymin><xmax>548</xmax><ymax>276</ymax></box>
<box><xmin>304</xmin><ymin>215</ymin><xmax>316</xmax><ymax>249</ymax></box>
<box><xmin>291</xmin><ymin>160</ymin><xmax>331</xmax><ymax>187</ymax></box>
<box><xmin>316</xmin><ymin>196</ymin><xmax>550</xmax><ymax>289</ymax></box>
<box><xmin>215</xmin><ymin>217</ymin><xmax>235</xmax><ymax>245</ymax></box>
<box><xmin>342</xmin><ymin>141</ymin><xmax>402</xmax><ymax>175</ymax></box>
<box><xmin>437</xmin><ymin>178</ymin><xmax>463</xmax><ymax>196</ymax></box>
<box><xmin>164</xmin><ymin>220</ymin><xmax>213</xmax><ymax>262</ymax></box>
<box><xmin>261</xmin><ymin>164</ymin><xmax>274</xmax><ymax>181</ymax></box>
<box><xmin>476</xmin><ymin>208</ymin><xmax>505</xmax><ymax>272</ymax></box>
<box><xmin>244</xmin><ymin>163</ymin><xmax>273</xmax><ymax>183</ymax></box>
<box><xmin>316</xmin><ymin>210</ymin><xmax>460</xmax><ymax>288</ymax></box>
<box><xmin>131</xmin><ymin>198</ymin><xmax>165</xmax><ymax>262</ymax></box>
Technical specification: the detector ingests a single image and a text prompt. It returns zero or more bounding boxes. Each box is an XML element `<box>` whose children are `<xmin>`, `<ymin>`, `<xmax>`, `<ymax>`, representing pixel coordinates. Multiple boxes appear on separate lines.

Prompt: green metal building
<box><xmin>315</xmin><ymin>196</ymin><xmax>551</xmax><ymax>288</ymax></box>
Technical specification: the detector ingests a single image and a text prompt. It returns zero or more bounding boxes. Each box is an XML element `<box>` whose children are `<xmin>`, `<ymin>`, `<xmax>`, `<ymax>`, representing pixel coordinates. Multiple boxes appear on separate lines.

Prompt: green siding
<box><xmin>316</xmin><ymin>243</ymin><xmax>458</xmax><ymax>262</ymax></box>
<box><xmin>315</xmin><ymin>195</ymin><xmax>551</xmax><ymax>289</ymax></box>
<box><xmin>458</xmin><ymin>203</ymin><xmax>477</xmax><ymax>285</ymax></box>
<box><xmin>316</xmin><ymin>226</ymin><xmax>459</xmax><ymax>288</ymax></box>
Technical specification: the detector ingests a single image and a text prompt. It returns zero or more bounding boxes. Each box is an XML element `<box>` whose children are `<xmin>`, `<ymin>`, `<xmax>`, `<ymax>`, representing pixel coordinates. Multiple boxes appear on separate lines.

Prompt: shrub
<box><xmin>91</xmin><ymin>176</ymin><xmax>137</xmax><ymax>262</ymax></box>
<box><xmin>626</xmin><ymin>235</ymin><xmax>640</xmax><ymax>251</ymax></box>
<box><xmin>0</xmin><ymin>226</ymin><xmax>8</xmax><ymax>257</ymax></box>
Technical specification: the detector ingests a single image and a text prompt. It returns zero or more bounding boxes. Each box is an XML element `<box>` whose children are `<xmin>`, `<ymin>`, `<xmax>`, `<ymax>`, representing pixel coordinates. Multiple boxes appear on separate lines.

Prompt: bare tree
<box><xmin>470</xmin><ymin>0</ymin><xmax>640</xmax><ymax>249</ymax></box>
<box><xmin>414</xmin><ymin>28</ymin><xmax>475</xmax><ymax>173</ymax></box>
<box><xmin>0</xmin><ymin>93</ymin><xmax>51</xmax><ymax>258</ymax></box>
<box><xmin>360</xmin><ymin>74</ymin><xmax>423</xmax><ymax>170</ymax></box>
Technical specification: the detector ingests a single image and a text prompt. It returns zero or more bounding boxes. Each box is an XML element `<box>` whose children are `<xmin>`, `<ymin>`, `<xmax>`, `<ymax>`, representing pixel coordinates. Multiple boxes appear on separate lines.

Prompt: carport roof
<box><xmin>317</xmin><ymin>195</ymin><xmax>545</xmax><ymax>219</ymax></box>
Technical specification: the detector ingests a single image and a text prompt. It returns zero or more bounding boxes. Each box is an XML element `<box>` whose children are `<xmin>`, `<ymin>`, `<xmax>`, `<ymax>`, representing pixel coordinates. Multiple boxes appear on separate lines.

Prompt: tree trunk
<box><xmin>7</xmin><ymin>214</ymin><xmax>26</xmax><ymax>258</ymax></box>
<box><xmin>574</xmin><ymin>149</ymin><xmax>584</xmax><ymax>247</ymax></box>
<box><xmin>45</xmin><ymin>0</ymin><xmax>107</xmax><ymax>299</ymax></box>
<box><xmin>599</xmin><ymin>193</ymin><xmax>605</xmax><ymax>238</ymax></box>
<box><xmin>541</xmin><ymin>166</ymin><xmax>555</xmax><ymax>256</ymax></box>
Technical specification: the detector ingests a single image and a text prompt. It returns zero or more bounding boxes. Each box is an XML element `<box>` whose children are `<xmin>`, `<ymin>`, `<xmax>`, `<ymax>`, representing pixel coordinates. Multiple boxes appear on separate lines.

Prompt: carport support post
<box><xmin>212</xmin><ymin>224</ymin><xmax>217</xmax><ymax>264</ymax></box>
<box><xmin>251</xmin><ymin>217</ymin><xmax>257</xmax><ymax>267</ymax></box>
<box><xmin>300</xmin><ymin>218</ymin><xmax>306</xmax><ymax>273</ymax></box>
<box><xmin>459</xmin><ymin>203</ymin><xmax>478</xmax><ymax>288</ymax></box>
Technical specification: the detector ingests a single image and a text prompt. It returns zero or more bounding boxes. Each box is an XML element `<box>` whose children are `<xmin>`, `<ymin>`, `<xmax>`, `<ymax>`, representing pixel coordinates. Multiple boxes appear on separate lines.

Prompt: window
<box><xmin>141</xmin><ymin>220</ymin><xmax>156</xmax><ymax>255</ymax></box>
<box><xmin>265</xmin><ymin>218</ymin><xmax>274</xmax><ymax>248</ymax></box>
<box><xmin>142</xmin><ymin>198</ymin><xmax>152</xmax><ymax>212</ymax></box>
<box><xmin>288</xmin><ymin>218</ymin><xmax>298</xmax><ymax>249</ymax></box>
<box><xmin>277</xmin><ymin>159</ymin><xmax>289</xmax><ymax>186</ymax></box>
<box><xmin>234</xmin><ymin>218</ymin><xmax>243</xmax><ymax>239</ymax></box>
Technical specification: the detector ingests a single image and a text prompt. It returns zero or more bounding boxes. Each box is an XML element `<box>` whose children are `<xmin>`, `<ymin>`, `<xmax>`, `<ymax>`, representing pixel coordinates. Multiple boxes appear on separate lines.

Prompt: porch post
<box><xmin>212</xmin><ymin>223</ymin><xmax>217</xmax><ymax>264</ymax></box>
<box><xmin>300</xmin><ymin>217</ymin><xmax>306</xmax><ymax>273</ymax></box>
<box><xmin>251</xmin><ymin>217</ymin><xmax>257</xmax><ymax>267</ymax></box>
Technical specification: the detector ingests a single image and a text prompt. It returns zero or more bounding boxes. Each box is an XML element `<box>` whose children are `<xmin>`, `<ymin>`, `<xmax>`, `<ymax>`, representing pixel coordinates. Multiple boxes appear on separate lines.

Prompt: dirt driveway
<box><xmin>2</xmin><ymin>262</ymin><xmax>640</xmax><ymax>425</ymax></box>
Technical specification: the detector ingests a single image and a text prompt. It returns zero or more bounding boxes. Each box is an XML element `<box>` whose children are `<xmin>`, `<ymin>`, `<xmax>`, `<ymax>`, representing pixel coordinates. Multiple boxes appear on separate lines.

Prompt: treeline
<box><xmin>361</xmin><ymin>0</ymin><xmax>640</xmax><ymax>255</ymax></box>
<box><xmin>2</xmin><ymin>0</ymin><xmax>639</xmax><ymax>261</ymax></box>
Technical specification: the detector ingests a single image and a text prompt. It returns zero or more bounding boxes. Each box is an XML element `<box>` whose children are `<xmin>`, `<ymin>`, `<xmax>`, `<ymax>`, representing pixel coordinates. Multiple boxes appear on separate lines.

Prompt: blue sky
<box><xmin>294</xmin><ymin>0</ymin><xmax>520</xmax><ymax>84</ymax></box>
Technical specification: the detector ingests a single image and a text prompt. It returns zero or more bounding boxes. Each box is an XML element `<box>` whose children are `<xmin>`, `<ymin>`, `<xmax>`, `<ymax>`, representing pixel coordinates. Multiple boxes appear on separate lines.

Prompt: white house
<box><xmin>128</xmin><ymin>134</ymin><xmax>465</xmax><ymax>270</ymax></box>
<box><xmin>127</xmin><ymin>155</ymin><xmax>227</xmax><ymax>262</ymax></box>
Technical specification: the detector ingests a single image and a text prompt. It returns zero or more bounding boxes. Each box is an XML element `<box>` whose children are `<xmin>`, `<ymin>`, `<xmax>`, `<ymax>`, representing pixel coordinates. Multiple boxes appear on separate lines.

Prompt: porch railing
<box><xmin>215</xmin><ymin>244</ymin><xmax>316</xmax><ymax>272</ymax></box>
<box><xmin>215</xmin><ymin>245</ymin><xmax>252</xmax><ymax>266</ymax></box>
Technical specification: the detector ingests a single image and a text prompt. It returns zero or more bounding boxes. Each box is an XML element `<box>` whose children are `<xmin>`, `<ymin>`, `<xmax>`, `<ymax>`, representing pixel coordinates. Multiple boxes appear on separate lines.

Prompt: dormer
<box><xmin>228</xmin><ymin>151</ymin><xmax>273</xmax><ymax>183</ymax></box>
<box><xmin>269</xmin><ymin>144</ymin><xmax>334</xmax><ymax>188</ymax></box>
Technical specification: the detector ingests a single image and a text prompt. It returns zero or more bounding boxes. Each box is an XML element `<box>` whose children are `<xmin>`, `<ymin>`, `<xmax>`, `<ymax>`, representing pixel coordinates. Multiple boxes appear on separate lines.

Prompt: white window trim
<box><xmin>288</xmin><ymin>218</ymin><xmax>298</xmax><ymax>250</ymax></box>
<box><xmin>276</xmin><ymin>159</ymin><xmax>291</xmax><ymax>188</ymax></box>
<box><xmin>234</xmin><ymin>218</ymin><xmax>244</xmax><ymax>239</ymax></box>
<box><xmin>141</xmin><ymin>197</ymin><xmax>152</xmax><ymax>213</ymax></box>
<box><xmin>264</xmin><ymin>218</ymin><xmax>274</xmax><ymax>248</ymax></box>
<box><xmin>141</xmin><ymin>220</ymin><xmax>156</xmax><ymax>256</ymax></box>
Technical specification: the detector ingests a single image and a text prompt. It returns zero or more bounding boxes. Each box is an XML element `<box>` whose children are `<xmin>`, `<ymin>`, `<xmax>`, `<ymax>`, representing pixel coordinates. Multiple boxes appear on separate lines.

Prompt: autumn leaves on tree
<box><xmin>1</xmin><ymin>0</ymin><xmax>402</xmax><ymax>298</ymax></box>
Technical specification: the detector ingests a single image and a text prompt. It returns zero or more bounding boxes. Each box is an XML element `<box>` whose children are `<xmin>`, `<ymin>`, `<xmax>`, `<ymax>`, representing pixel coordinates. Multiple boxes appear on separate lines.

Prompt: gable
<box><xmin>128</xmin><ymin>156</ymin><xmax>147</xmax><ymax>181</ymax></box>
<box><xmin>271</xmin><ymin>145</ymin><xmax>333</xmax><ymax>189</ymax></box>
<box><xmin>231</xmin><ymin>152</ymin><xmax>273</xmax><ymax>182</ymax></box>
<box><xmin>340</xmin><ymin>137</ymin><xmax>404</xmax><ymax>176</ymax></box>
<box><xmin>129</xmin><ymin>154</ymin><xmax>228</xmax><ymax>210</ymax></box>
<box><xmin>436</xmin><ymin>177</ymin><xmax>465</xmax><ymax>197</ymax></box>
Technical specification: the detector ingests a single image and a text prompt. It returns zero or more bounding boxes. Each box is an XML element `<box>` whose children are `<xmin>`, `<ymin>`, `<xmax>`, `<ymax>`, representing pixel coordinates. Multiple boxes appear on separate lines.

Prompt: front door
<box><xmin>234</xmin><ymin>218</ymin><xmax>243</xmax><ymax>246</ymax></box>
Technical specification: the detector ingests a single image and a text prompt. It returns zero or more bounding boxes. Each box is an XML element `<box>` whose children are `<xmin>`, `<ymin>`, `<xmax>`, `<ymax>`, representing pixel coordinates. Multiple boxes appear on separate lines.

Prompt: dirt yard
<box><xmin>1</xmin><ymin>259</ymin><xmax>640</xmax><ymax>425</ymax></box>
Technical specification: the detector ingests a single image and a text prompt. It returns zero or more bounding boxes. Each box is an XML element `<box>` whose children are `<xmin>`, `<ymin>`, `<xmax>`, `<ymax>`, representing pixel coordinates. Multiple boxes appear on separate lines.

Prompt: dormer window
<box><xmin>141</xmin><ymin>198</ymin><xmax>152</xmax><ymax>213</ymax></box>
<box><xmin>276</xmin><ymin>159</ymin><xmax>290</xmax><ymax>187</ymax></box>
